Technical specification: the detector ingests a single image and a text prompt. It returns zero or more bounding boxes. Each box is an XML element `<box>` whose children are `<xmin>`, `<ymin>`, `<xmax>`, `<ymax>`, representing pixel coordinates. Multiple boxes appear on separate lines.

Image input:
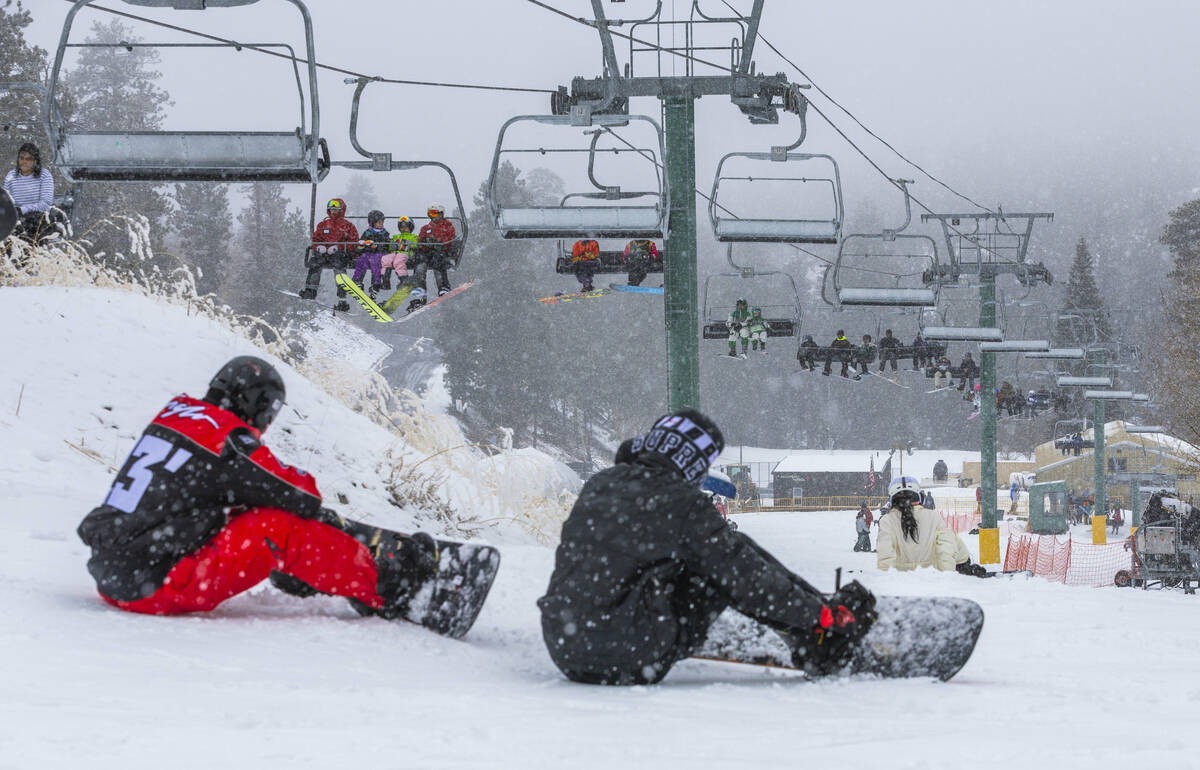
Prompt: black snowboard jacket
<box><xmin>77</xmin><ymin>395</ymin><xmax>322</xmax><ymax>601</ymax></box>
<box><xmin>538</xmin><ymin>457</ymin><xmax>826</xmax><ymax>680</ymax></box>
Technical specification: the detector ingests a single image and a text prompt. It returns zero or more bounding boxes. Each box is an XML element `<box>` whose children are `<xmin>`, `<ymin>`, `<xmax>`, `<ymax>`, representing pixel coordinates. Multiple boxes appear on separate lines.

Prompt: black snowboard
<box><xmin>315</xmin><ymin>515</ymin><xmax>500</xmax><ymax>639</ymax></box>
<box><xmin>0</xmin><ymin>188</ymin><xmax>16</xmax><ymax>241</ymax></box>
<box><xmin>694</xmin><ymin>596</ymin><xmax>984</xmax><ymax>681</ymax></box>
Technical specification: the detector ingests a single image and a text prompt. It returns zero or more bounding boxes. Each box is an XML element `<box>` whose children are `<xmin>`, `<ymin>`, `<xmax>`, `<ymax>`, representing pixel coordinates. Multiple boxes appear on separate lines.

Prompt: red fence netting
<box><xmin>1003</xmin><ymin>532</ymin><xmax>1133</xmax><ymax>587</ymax></box>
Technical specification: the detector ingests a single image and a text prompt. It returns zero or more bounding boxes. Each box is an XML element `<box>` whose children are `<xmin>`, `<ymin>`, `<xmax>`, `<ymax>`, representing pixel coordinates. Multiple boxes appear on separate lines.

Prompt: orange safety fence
<box><xmin>1003</xmin><ymin>532</ymin><xmax>1133</xmax><ymax>587</ymax></box>
<box><xmin>940</xmin><ymin>510</ymin><xmax>982</xmax><ymax>534</ymax></box>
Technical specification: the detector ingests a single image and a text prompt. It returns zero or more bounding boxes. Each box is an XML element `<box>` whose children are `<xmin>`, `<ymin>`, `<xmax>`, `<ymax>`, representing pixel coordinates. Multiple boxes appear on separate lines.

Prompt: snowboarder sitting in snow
<box><xmin>539</xmin><ymin>409</ymin><xmax>877</xmax><ymax>685</ymax></box>
<box><xmin>876</xmin><ymin>477</ymin><xmax>987</xmax><ymax>577</ymax></box>
<box><xmin>77</xmin><ymin>356</ymin><xmax>439</xmax><ymax>618</ymax></box>
<box><xmin>727</xmin><ymin>298</ymin><xmax>751</xmax><ymax>357</ymax></box>
<box><xmin>570</xmin><ymin>238</ymin><xmax>601</xmax><ymax>293</ymax></box>
<box><xmin>352</xmin><ymin>210</ymin><xmax>390</xmax><ymax>300</ymax></box>
<box><xmin>302</xmin><ymin>197</ymin><xmax>359</xmax><ymax>311</ymax></box>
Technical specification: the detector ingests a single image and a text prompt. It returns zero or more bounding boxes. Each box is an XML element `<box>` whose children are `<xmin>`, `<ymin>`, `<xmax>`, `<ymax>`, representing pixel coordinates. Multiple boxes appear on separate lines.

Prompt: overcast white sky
<box><xmin>25</xmin><ymin>0</ymin><xmax>1200</xmax><ymax>269</ymax></box>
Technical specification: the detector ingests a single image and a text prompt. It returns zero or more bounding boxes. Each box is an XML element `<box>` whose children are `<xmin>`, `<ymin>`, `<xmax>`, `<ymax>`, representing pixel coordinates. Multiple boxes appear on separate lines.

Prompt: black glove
<box><xmin>791</xmin><ymin>580</ymin><xmax>877</xmax><ymax>676</ymax></box>
<box><xmin>955</xmin><ymin>560</ymin><xmax>989</xmax><ymax>578</ymax></box>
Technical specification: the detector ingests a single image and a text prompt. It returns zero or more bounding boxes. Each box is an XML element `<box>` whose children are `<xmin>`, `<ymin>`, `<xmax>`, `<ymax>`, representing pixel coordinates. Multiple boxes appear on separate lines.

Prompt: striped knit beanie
<box><xmin>631</xmin><ymin>409</ymin><xmax>725</xmax><ymax>484</ymax></box>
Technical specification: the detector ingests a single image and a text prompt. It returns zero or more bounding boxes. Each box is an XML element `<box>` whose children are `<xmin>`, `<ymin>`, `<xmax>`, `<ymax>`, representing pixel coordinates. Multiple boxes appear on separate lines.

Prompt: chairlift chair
<box><xmin>553</xmin><ymin>238</ymin><xmax>664</xmax><ymax>276</ymax></box>
<box><xmin>46</xmin><ymin>0</ymin><xmax>329</xmax><ymax>184</ymax></box>
<box><xmin>708</xmin><ymin>151</ymin><xmax>844</xmax><ymax>243</ymax></box>
<box><xmin>319</xmin><ymin>78</ymin><xmax>469</xmax><ymax>268</ymax></box>
<box><xmin>701</xmin><ymin>257</ymin><xmax>802</xmax><ymax>340</ymax></box>
<box><xmin>487</xmin><ymin>113</ymin><xmax>667</xmax><ymax>240</ymax></box>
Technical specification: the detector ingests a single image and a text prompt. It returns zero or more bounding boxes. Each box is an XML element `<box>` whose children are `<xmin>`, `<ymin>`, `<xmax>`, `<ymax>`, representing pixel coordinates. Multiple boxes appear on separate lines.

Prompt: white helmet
<box><xmin>427</xmin><ymin>202</ymin><xmax>445</xmax><ymax>217</ymax></box>
<box><xmin>888</xmin><ymin>476</ymin><xmax>921</xmax><ymax>506</ymax></box>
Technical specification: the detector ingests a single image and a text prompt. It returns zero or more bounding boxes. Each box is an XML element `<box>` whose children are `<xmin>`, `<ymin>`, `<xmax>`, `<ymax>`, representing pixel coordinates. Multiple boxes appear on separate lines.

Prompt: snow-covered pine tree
<box><xmin>224</xmin><ymin>182</ymin><xmax>307</xmax><ymax>313</ymax></box>
<box><xmin>1156</xmin><ymin>199</ymin><xmax>1200</xmax><ymax>449</ymax></box>
<box><xmin>65</xmin><ymin>19</ymin><xmax>172</xmax><ymax>256</ymax></box>
<box><xmin>1055</xmin><ymin>237</ymin><xmax>1112</xmax><ymax>347</ymax></box>
<box><xmin>167</xmin><ymin>183</ymin><xmax>232</xmax><ymax>296</ymax></box>
<box><xmin>0</xmin><ymin>2</ymin><xmax>49</xmax><ymax>177</ymax></box>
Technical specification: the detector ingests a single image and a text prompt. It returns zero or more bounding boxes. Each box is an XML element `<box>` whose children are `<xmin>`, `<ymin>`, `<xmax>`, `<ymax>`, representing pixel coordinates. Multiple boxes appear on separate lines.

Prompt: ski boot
<box><xmin>406</xmin><ymin>288</ymin><xmax>428</xmax><ymax>313</ymax></box>
<box><xmin>373</xmin><ymin>531</ymin><xmax>440</xmax><ymax>620</ymax></box>
<box><xmin>298</xmin><ymin>287</ymin><xmax>317</xmax><ymax>300</ymax></box>
<box><xmin>334</xmin><ymin>300</ymin><xmax>351</xmax><ymax>312</ymax></box>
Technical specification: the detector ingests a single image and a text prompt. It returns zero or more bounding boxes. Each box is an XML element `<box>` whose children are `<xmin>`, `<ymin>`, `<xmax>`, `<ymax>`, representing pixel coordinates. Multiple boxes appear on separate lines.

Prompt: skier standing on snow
<box><xmin>876</xmin><ymin>477</ymin><xmax>987</xmax><ymax>577</ymax></box>
<box><xmin>77</xmin><ymin>356</ymin><xmax>439</xmax><ymax>618</ymax></box>
<box><xmin>539</xmin><ymin>409</ymin><xmax>877</xmax><ymax>685</ymax></box>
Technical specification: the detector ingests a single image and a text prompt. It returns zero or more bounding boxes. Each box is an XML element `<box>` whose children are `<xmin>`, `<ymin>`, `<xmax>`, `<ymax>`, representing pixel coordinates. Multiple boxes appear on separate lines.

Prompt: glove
<box><xmin>791</xmin><ymin>580</ymin><xmax>877</xmax><ymax>676</ymax></box>
<box><xmin>315</xmin><ymin>244</ymin><xmax>327</xmax><ymax>255</ymax></box>
<box><xmin>956</xmin><ymin>560</ymin><xmax>989</xmax><ymax>578</ymax></box>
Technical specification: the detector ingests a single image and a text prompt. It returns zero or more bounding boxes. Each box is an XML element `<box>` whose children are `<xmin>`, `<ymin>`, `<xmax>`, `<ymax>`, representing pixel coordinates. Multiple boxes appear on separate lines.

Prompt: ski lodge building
<box><xmin>1030</xmin><ymin>421</ymin><xmax>1200</xmax><ymax>503</ymax></box>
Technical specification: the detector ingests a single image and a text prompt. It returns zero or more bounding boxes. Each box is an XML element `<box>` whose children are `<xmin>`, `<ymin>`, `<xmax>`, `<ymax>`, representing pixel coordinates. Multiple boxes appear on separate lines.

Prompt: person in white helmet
<box><xmin>877</xmin><ymin>476</ymin><xmax>987</xmax><ymax>576</ymax></box>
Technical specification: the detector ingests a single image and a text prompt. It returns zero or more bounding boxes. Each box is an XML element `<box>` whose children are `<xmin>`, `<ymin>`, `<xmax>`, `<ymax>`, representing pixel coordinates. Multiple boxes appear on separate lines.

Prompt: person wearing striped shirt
<box><xmin>4</xmin><ymin>142</ymin><xmax>54</xmax><ymax>216</ymax></box>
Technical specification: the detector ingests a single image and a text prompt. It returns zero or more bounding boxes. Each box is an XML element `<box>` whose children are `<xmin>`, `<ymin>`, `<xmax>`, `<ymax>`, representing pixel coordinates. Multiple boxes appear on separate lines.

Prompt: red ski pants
<box><xmin>103</xmin><ymin>507</ymin><xmax>383</xmax><ymax>615</ymax></box>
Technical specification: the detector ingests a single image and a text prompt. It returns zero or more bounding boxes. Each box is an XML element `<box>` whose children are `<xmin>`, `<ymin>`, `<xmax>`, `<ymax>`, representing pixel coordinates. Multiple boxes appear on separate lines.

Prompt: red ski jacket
<box><xmin>419</xmin><ymin>217</ymin><xmax>457</xmax><ymax>245</ymax></box>
<box><xmin>313</xmin><ymin>210</ymin><xmax>359</xmax><ymax>250</ymax></box>
<box><xmin>78</xmin><ymin>395</ymin><xmax>322</xmax><ymax>601</ymax></box>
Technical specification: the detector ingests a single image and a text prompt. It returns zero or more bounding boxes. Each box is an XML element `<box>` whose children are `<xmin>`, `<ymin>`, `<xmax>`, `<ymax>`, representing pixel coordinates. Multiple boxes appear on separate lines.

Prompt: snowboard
<box><xmin>393</xmin><ymin>281</ymin><xmax>476</xmax><ymax>323</ymax></box>
<box><xmin>537</xmin><ymin>287</ymin><xmax>613</xmax><ymax>304</ymax></box>
<box><xmin>336</xmin><ymin>518</ymin><xmax>501</xmax><ymax>639</ymax></box>
<box><xmin>926</xmin><ymin>385</ymin><xmax>956</xmax><ymax>394</ymax></box>
<box><xmin>0</xmin><ymin>188</ymin><xmax>15</xmax><ymax>241</ymax></box>
<box><xmin>718</xmin><ymin>352</ymin><xmax>749</xmax><ymax>361</ymax></box>
<box><xmin>609</xmin><ymin>283</ymin><xmax>664</xmax><ymax>295</ymax></box>
<box><xmin>694</xmin><ymin>595</ymin><xmax>984</xmax><ymax>681</ymax></box>
<box><xmin>335</xmin><ymin>272</ymin><xmax>393</xmax><ymax>321</ymax></box>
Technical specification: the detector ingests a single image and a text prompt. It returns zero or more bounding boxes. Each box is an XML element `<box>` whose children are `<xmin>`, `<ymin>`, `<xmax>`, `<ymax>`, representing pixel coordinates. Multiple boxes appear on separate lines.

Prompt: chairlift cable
<box><xmin>68</xmin><ymin>0</ymin><xmax>556</xmax><ymax>95</ymax></box>
<box><xmin>718</xmin><ymin>0</ymin><xmax>995</xmax><ymax>215</ymax></box>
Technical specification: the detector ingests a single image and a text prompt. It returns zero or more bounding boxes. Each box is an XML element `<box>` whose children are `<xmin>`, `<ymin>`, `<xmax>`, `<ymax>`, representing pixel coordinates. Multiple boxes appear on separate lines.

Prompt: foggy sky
<box><xmin>25</xmin><ymin>0</ymin><xmax>1200</xmax><ymax>301</ymax></box>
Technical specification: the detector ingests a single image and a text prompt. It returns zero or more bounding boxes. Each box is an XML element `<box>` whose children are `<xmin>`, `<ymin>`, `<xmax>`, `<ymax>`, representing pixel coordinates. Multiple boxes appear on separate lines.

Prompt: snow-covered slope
<box><xmin>4</xmin><ymin>284</ymin><xmax>1200</xmax><ymax>769</ymax></box>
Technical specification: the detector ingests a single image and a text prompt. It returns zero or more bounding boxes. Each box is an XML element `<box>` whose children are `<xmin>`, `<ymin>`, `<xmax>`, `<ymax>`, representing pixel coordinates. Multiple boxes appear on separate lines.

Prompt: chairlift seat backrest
<box><xmin>497</xmin><ymin>206</ymin><xmax>663</xmax><ymax>240</ymax></box>
<box><xmin>488</xmin><ymin>113</ymin><xmax>668</xmax><ymax>240</ymax></box>
<box><xmin>58</xmin><ymin>130</ymin><xmax>326</xmax><ymax>183</ymax></box>
<box><xmin>709</xmin><ymin>151</ymin><xmax>844</xmax><ymax>244</ymax></box>
<box><xmin>47</xmin><ymin>0</ymin><xmax>326</xmax><ymax>184</ymax></box>
<box><xmin>836</xmin><ymin>288</ymin><xmax>937</xmax><ymax>307</ymax></box>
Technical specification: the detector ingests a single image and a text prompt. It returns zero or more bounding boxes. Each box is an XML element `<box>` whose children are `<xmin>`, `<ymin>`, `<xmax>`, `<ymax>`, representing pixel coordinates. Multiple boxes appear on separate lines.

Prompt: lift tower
<box><xmin>557</xmin><ymin>1</ymin><xmax>804</xmax><ymax>410</ymax></box>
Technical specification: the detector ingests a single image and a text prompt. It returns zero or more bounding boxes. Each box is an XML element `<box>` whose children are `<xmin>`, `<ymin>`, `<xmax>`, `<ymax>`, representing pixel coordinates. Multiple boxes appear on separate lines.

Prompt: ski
<box><xmin>334</xmin><ymin>272</ymin><xmax>393</xmax><ymax>322</ymax></box>
<box><xmin>276</xmin><ymin>288</ymin><xmax>351</xmax><ymax>314</ymax></box>
<box><xmin>926</xmin><ymin>386</ymin><xmax>956</xmax><ymax>394</ymax></box>
<box><xmin>538</xmin><ymin>287</ymin><xmax>613</xmax><ymax>304</ymax></box>
<box><xmin>609</xmin><ymin>283</ymin><xmax>664</xmax><ymax>295</ymax></box>
<box><xmin>867</xmin><ymin>371</ymin><xmax>911</xmax><ymax>389</ymax></box>
<box><xmin>391</xmin><ymin>280</ymin><xmax>476</xmax><ymax>323</ymax></box>
<box><xmin>717</xmin><ymin>353</ymin><xmax>749</xmax><ymax>361</ymax></box>
<box><xmin>0</xmin><ymin>188</ymin><xmax>16</xmax><ymax>241</ymax></box>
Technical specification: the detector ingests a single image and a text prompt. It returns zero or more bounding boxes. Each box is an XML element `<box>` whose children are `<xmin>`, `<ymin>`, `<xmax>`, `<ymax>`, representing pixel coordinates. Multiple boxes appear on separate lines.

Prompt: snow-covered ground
<box><xmin>4</xmin><ymin>284</ymin><xmax>1200</xmax><ymax>769</ymax></box>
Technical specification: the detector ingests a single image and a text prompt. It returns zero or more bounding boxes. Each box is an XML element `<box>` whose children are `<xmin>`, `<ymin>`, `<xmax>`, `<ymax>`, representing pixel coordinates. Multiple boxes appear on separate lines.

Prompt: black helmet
<box><xmin>631</xmin><ymin>408</ymin><xmax>725</xmax><ymax>484</ymax></box>
<box><xmin>367</xmin><ymin>209</ymin><xmax>385</xmax><ymax>225</ymax></box>
<box><xmin>205</xmin><ymin>356</ymin><xmax>286</xmax><ymax>431</ymax></box>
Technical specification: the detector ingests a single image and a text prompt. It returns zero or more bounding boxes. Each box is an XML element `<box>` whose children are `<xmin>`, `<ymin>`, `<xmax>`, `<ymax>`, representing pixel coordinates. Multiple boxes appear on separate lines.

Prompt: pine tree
<box><xmin>1156</xmin><ymin>200</ymin><xmax>1200</xmax><ymax>446</ymax></box>
<box><xmin>0</xmin><ymin>2</ymin><xmax>49</xmax><ymax>176</ymax></box>
<box><xmin>223</xmin><ymin>182</ymin><xmax>307</xmax><ymax>312</ymax></box>
<box><xmin>167</xmin><ymin>184</ymin><xmax>232</xmax><ymax>295</ymax></box>
<box><xmin>344</xmin><ymin>175</ymin><xmax>381</xmax><ymax>219</ymax></box>
<box><xmin>65</xmin><ymin>19</ymin><xmax>172</xmax><ymax>256</ymax></box>
<box><xmin>1055</xmin><ymin>237</ymin><xmax>1111</xmax><ymax>347</ymax></box>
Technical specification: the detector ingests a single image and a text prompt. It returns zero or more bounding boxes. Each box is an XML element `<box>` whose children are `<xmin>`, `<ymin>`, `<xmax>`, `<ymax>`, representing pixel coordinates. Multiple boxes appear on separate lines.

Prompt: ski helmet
<box><xmin>205</xmin><ymin>356</ymin><xmax>286</xmax><ymax>431</ymax></box>
<box><xmin>397</xmin><ymin>216</ymin><xmax>414</xmax><ymax>232</ymax></box>
<box><xmin>326</xmin><ymin>198</ymin><xmax>346</xmax><ymax>215</ymax></box>
<box><xmin>427</xmin><ymin>203</ymin><xmax>445</xmax><ymax>217</ymax></box>
<box><xmin>736</xmin><ymin>298</ymin><xmax>747</xmax><ymax>308</ymax></box>
<box><xmin>751</xmin><ymin>306</ymin><xmax>762</xmax><ymax>316</ymax></box>
<box><xmin>630</xmin><ymin>408</ymin><xmax>725</xmax><ymax>485</ymax></box>
<box><xmin>367</xmin><ymin>209</ymin><xmax>385</xmax><ymax>225</ymax></box>
<box><xmin>888</xmin><ymin>476</ymin><xmax>921</xmax><ymax>506</ymax></box>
